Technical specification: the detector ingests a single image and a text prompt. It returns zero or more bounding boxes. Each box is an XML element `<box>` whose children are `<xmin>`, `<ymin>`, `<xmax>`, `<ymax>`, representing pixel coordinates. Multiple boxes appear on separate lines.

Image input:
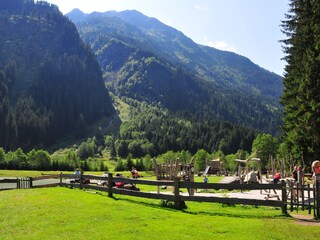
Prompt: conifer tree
<box><xmin>281</xmin><ymin>0</ymin><xmax>320</xmax><ymax>162</ymax></box>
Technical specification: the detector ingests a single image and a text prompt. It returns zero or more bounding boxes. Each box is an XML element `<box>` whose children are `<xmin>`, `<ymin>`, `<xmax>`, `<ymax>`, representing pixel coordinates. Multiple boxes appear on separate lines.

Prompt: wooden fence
<box><xmin>32</xmin><ymin>174</ymin><xmax>60</xmax><ymax>188</ymax></box>
<box><xmin>0</xmin><ymin>175</ymin><xmax>60</xmax><ymax>190</ymax></box>
<box><xmin>0</xmin><ymin>178</ymin><xmax>32</xmax><ymax>189</ymax></box>
<box><xmin>2</xmin><ymin>173</ymin><xmax>319</xmax><ymax>219</ymax></box>
<box><xmin>59</xmin><ymin>173</ymin><xmax>288</xmax><ymax>214</ymax></box>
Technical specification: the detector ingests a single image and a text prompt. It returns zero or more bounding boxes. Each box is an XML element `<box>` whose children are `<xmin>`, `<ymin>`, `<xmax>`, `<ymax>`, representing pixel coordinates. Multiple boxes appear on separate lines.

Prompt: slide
<box><xmin>203</xmin><ymin>165</ymin><xmax>210</xmax><ymax>176</ymax></box>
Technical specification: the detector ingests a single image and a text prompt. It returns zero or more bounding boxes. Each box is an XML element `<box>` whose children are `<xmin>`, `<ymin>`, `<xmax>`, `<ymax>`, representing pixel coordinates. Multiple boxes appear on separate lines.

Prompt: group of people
<box><xmin>271</xmin><ymin>160</ymin><xmax>320</xmax><ymax>185</ymax></box>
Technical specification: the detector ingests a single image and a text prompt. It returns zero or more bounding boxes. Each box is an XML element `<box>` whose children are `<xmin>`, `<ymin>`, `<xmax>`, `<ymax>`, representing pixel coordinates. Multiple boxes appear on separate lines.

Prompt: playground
<box><xmin>1</xmin><ymin>155</ymin><xmax>320</xmax><ymax>220</ymax></box>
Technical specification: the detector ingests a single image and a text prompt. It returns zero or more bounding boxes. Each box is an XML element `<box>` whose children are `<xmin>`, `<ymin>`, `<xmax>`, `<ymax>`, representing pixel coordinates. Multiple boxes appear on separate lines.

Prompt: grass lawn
<box><xmin>0</xmin><ymin>187</ymin><xmax>319</xmax><ymax>240</ymax></box>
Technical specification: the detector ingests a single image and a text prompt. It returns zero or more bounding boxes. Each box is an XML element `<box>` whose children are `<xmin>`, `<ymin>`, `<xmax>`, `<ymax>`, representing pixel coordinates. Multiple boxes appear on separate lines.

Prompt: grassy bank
<box><xmin>0</xmin><ymin>187</ymin><xmax>318</xmax><ymax>240</ymax></box>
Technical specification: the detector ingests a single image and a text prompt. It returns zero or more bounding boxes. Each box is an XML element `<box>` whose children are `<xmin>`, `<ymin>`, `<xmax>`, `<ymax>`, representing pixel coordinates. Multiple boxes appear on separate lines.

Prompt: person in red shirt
<box><xmin>273</xmin><ymin>172</ymin><xmax>281</xmax><ymax>184</ymax></box>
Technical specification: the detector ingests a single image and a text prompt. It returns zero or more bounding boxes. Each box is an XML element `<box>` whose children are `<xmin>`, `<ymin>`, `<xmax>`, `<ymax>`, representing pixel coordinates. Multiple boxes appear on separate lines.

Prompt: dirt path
<box><xmin>290</xmin><ymin>213</ymin><xmax>320</xmax><ymax>226</ymax></box>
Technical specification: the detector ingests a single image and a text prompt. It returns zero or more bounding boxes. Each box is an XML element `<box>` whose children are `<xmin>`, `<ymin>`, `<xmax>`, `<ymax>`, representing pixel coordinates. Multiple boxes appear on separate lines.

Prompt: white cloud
<box><xmin>194</xmin><ymin>4</ymin><xmax>205</xmax><ymax>11</ymax></box>
<box><xmin>205</xmin><ymin>40</ymin><xmax>237</xmax><ymax>52</ymax></box>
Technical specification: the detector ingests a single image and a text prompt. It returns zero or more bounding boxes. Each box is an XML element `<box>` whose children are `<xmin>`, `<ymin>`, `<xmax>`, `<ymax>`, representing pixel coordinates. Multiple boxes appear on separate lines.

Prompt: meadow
<box><xmin>1</xmin><ymin>170</ymin><xmax>319</xmax><ymax>239</ymax></box>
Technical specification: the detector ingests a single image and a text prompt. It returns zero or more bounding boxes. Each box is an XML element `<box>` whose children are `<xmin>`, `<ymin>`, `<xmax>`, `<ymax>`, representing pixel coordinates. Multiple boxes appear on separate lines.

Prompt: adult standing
<box><xmin>312</xmin><ymin>160</ymin><xmax>320</xmax><ymax>183</ymax></box>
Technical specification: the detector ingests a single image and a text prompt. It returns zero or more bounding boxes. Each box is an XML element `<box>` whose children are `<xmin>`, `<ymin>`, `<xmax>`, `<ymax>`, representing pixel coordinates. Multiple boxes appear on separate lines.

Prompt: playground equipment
<box><xmin>203</xmin><ymin>158</ymin><xmax>224</xmax><ymax>176</ymax></box>
<box><xmin>235</xmin><ymin>158</ymin><xmax>262</xmax><ymax>184</ymax></box>
<box><xmin>153</xmin><ymin>158</ymin><xmax>195</xmax><ymax>195</ymax></box>
<box><xmin>267</xmin><ymin>155</ymin><xmax>291</xmax><ymax>179</ymax></box>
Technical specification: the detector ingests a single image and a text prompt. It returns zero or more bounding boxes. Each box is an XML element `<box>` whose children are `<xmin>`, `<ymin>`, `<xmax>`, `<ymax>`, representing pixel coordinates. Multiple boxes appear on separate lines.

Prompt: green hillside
<box><xmin>0</xmin><ymin>0</ymin><xmax>114</xmax><ymax>150</ymax></box>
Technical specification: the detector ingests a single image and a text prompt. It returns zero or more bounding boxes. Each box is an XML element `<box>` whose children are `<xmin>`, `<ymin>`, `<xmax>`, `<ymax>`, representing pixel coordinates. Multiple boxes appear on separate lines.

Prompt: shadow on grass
<box><xmin>181</xmin><ymin>208</ymin><xmax>291</xmax><ymax>220</ymax></box>
<box><xmin>109</xmin><ymin>194</ymin><xmax>291</xmax><ymax>220</ymax></box>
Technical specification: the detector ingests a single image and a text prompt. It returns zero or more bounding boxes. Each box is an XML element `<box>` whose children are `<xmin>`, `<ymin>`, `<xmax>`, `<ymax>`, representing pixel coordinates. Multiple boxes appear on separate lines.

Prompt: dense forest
<box><xmin>114</xmin><ymin>99</ymin><xmax>256</xmax><ymax>157</ymax></box>
<box><xmin>281</xmin><ymin>0</ymin><xmax>320</xmax><ymax>163</ymax></box>
<box><xmin>0</xmin><ymin>0</ymin><xmax>114</xmax><ymax>151</ymax></box>
<box><xmin>0</xmin><ymin>133</ymin><xmax>276</xmax><ymax>173</ymax></box>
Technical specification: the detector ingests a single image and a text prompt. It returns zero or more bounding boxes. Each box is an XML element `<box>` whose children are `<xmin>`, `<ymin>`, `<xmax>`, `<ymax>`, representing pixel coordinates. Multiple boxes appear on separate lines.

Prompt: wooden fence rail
<box><xmin>59</xmin><ymin>173</ymin><xmax>289</xmax><ymax>214</ymax></box>
<box><xmin>0</xmin><ymin>175</ymin><xmax>61</xmax><ymax>190</ymax></box>
<box><xmin>0</xmin><ymin>178</ymin><xmax>31</xmax><ymax>189</ymax></box>
<box><xmin>0</xmin><ymin>179</ymin><xmax>18</xmax><ymax>183</ymax></box>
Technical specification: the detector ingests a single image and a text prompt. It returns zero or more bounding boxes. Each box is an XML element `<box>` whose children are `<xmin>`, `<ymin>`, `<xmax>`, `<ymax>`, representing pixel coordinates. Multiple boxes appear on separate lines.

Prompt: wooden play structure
<box><xmin>267</xmin><ymin>155</ymin><xmax>294</xmax><ymax>179</ymax></box>
<box><xmin>203</xmin><ymin>158</ymin><xmax>223</xmax><ymax>175</ymax></box>
<box><xmin>153</xmin><ymin>158</ymin><xmax>195</xmax><ymax>195</ymax></box>
<box><xmin>266</xmin><ymin>154</ymin><xmax>308</xmax><ymax>184</ymax></box>
<box><xmin>235</xmin><ymin>157</ymin><xmax>262</xmax><ymax>184</ymax></box>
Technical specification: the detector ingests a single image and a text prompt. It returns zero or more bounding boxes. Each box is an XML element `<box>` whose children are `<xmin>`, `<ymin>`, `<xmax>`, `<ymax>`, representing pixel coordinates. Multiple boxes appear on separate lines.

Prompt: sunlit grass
<box><xmin>0</xmin><ymin>187</ymin><xmax>318</xmax><ymax>240</ymax></box>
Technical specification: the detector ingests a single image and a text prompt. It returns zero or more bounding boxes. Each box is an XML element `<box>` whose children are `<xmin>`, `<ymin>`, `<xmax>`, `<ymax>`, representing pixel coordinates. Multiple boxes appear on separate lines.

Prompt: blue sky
<box><xmin>46</xmin><ymin>0</ymin><xmax>289</xmax><ymax>76</ymax></box>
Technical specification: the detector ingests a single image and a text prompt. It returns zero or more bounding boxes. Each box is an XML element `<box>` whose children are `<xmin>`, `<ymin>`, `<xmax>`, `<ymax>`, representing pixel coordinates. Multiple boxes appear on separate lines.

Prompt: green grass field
<box><xmin>1</xmin><ymin>170</ymin><xmax>319</xmax><ymax>239</ymax></box>
<box><xmin>0</xmin><ymin>186</ymin><xmax>319</xmax><ymax>240</ymax></box>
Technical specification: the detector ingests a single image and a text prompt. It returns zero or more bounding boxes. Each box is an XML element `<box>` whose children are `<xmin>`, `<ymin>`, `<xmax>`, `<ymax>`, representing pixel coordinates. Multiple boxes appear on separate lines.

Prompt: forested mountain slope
<box><xmin>69</xmin><ymin>9</ymin><xmax>283</xmax><ymax>97</ymax></box>
<box><xmin>68</xmin><ymin>9</ymin><xmax>282</xmax><ymax>133</ymax></box>
<box><xmin>0</xmin><ymin>0</ymin><xmax>114</xmax><ymax>150</ymax></box>
<box><xmin>66</xmin><ymin>9</ymin><xmax>283</xmax><ymax>155</ymax></box>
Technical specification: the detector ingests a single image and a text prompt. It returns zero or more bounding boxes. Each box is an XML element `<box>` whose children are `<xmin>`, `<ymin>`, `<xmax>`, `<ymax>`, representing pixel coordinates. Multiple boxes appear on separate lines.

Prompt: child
<box><xmin>272</xmin><ymin>172</ymin><xmax>281</xmax><ymax>184</ymax></box>
<box><xmin>203</xmin><ymin>175</ymin><xmax>208</xmax><ymax>184</ymax></box>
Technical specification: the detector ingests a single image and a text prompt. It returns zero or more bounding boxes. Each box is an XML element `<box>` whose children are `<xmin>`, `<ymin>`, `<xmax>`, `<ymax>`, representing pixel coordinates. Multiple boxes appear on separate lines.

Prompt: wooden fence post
<box><xmin>301</xmin><ymin>183</ymin><xmax>305</xmax><ymax>211</ymax></box>
<box><xmin>29</xmin><ymin>177</ymin><xmax>33</xmax><ymax>188</ymax></box>
<box><xmin>80</xmin><ymin>171</ymin><xmax>83</xmax><ymax>189</ymax></box>
<box><xmin>108</xmin><ymin>173</ymin><xmax>113</xmax><ymax>198</ymax></box>
<box><xmin>316</xmin><ymin>175</ymin><xmax>320</xmax><ymax>220</ymax></box>
<box><xmin>308</xmin><ymin>184</ymin><xmax>311</xmax><ymax>215</ymax></box>
<box><xmin>59</xmin><ymin>172</ymin><xmax>62</xmax><ymax>187</ymax></box>
<box><xmin>281</xmin><ymin>180</ymin><xmax>287</xmax><ymax>215</ymax></box>
<box><xmin>16</xmin><ymin>178</ymin><xmax>20</xmax><ymax>189</ymax></box>
<box><xmin>174</xmin><ymin>177</ymin><xmax>181</xmax><ymax>209</ymax></box>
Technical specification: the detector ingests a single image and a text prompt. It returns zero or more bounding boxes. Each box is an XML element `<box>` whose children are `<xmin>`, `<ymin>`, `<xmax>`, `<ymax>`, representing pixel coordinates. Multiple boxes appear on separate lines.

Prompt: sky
<box><xmin>46</xmin><ymin>0</ymin><xmax>290</xmax><ymax>76</ymax></box>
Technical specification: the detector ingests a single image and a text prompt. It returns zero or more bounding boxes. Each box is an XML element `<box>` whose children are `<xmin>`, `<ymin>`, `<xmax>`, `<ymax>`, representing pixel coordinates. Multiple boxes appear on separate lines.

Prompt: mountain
<box><xmin>68</xmin><ymin>9</ymin><xmax>282</xmax><ymax>97</ymax></box>
<box><xmin>0</xmin><ymin>0</ymin><xmax>114</xmax><ymax>150</ymax></box>
<box><xmin>66</xmin><ymin>8</ymin><xmax>87</xmax><ymax>23</ymax></box>
<box><xmin>66</xmin><ymin>9</ymin><xmax>283</xmax><ymax>155</ymax></box>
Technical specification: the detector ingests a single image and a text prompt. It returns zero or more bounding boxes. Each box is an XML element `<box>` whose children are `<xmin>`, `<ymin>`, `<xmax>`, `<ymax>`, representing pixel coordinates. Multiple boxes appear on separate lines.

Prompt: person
<box><xmin>312</xmin><ymin>160</ymin><xmax>320</xmax><ymax>183</ymax></box>
<box><xmin>134</xmin><ymin>169</ymin><xmax>139</xmax><ymax>179</ymax></box>
<box><xmin>272</xmin><ymin>172</ymin><xmax>281</xmax><ymax>184</ymax></box>
<box><xmin>290</xmin><ymin>166</ymin><xmax>304</xmax><ymax>201</ymax></box>
<box><xmin>203</xmin><ymin>175</ymin><xmax>208</xmax><ymax>184</ymax></box>
<box><xmin>99</xmin><ymin>171</ymin><xmax>108</xmax><ymax>186</ymax></box>
<box><xmin>114</xmin><ymin>173</ymin><xmax>125</xmax><ymax>187</ymax></box>
<box><xmin>74</xmin><ymin>168</ymin><xmax>81</xmax><ymax>183</ymax></box>
<box><xmin>131</xmin><ymin>167</ymin><xmax>138</xmax><ymax>179</ymax></box>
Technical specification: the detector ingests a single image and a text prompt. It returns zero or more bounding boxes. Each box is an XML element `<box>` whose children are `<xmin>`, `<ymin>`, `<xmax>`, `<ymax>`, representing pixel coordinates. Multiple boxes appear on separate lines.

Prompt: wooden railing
<box><xmin>0</xmin><ymin>178</ymin><xmax>32</xmax><ymax>189</ymax></box>
<box><xmin>59</xmin><ymin>173</ymin><xmax>288</xmax><ymax>214</ymax></box>
<box><xmin>0</xmin><ymin>175</ymin><xmax>60</xmax><ymax>190</ymax></box>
